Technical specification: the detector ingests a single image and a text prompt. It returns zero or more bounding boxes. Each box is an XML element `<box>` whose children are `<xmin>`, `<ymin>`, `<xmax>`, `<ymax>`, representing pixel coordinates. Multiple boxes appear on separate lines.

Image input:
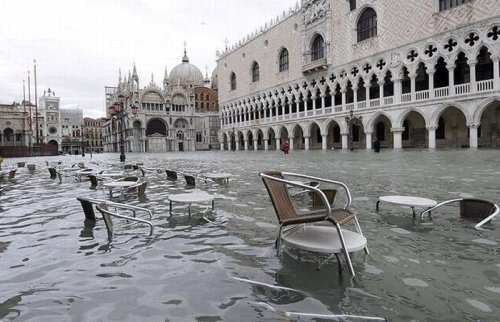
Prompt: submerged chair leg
<box><xmin>336</xmin><ymin>224</ymin><xmax>356</xmax><ymax>277</ymax></box>
<box><xmin>353</xmin><ymin>217</ymin><xmax>369</xmax><ymax>255</ymax></box>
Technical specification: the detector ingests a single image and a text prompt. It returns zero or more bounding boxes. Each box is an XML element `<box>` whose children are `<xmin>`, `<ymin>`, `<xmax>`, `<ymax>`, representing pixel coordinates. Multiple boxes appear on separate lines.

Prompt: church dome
<box><xmin>169</xmin><ymin>51</ymin><xmax>204</xmax><ymax>86</ymax></box>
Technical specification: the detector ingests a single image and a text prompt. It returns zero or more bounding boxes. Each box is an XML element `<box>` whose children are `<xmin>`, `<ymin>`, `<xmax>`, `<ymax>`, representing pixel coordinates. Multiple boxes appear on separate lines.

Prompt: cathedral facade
<box><xmin>102</xmin><ymin>51</ymin><xmax>219</xmax><ymax>154</ymax></box>
<box><xmin>217</xmin><ymin>0</ymin><xmax>500</xmax><ymax>151</ymax></box>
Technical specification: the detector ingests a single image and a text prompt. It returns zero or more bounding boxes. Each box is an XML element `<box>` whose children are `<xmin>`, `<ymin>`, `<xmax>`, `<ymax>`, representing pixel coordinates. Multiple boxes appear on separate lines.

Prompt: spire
<box><xmin>164</xmin><ymin>66</ymin><xmax>169</xmax><ymax>81</ymax></box>
<box><xmin>204</xmin><ymin>65</ymin><xmax>210</xmax><ymax>87</ymax></box>
<box><xmin>182</xmin><ymin>41</ymin><xmax>189</xmax><ymax>62</ymax></box>
<box><xmin>132</xmin><ymin>63</ymin><xmax>138</xmax><ymax>77</ymax></box>
<box><xmin>151</xmin><ymin>73</ymin><xmax>154</xmax><ymax>83</ymax></box>
<box><xmin>118</xmin><ymin>68</ymin><xmax>122</xmax><ymax>85</ymax></box>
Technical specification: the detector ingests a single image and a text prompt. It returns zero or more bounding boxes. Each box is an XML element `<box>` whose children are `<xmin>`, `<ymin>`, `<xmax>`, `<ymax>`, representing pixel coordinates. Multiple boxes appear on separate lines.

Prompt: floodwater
<box><xmin>0</xmin><ymin>149</ymin><xmax>499</xmax><ymax>321</ymax></box>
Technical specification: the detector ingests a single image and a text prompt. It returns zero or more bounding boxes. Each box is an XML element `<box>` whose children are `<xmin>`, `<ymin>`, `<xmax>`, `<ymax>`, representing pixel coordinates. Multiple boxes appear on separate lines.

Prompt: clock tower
<box><xmin>39</xmin><ymin>88</ymin><xmax>62</xmax><ymax>151</ymax></box>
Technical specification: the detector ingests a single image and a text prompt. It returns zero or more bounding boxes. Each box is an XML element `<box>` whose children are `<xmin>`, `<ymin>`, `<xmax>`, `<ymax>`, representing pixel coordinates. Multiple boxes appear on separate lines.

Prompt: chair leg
<box><xmin>353</xmin><ymin>217</ymin><xmax>369</xmax><ymax>255</ymax></box>
<box><xmin>335</xmin><ymin>253</ymin><xmax>344</xmax><ymax>275</ymax></box>
<box><xmin>336</xmin><ymin>225</ymin><xmax>356</xmax><ymax>277</ymax></box>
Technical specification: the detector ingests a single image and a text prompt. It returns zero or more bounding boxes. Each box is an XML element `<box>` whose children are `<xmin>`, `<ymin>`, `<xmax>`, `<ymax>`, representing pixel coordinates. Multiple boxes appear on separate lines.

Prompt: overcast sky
<box><xmin>0</xmin><ymin>0</ymin><xmax>299</xmax><ymax>118</ymax></box>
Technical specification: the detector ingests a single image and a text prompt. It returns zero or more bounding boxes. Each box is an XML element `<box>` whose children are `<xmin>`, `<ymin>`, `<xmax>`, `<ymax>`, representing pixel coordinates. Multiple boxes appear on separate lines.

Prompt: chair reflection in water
<box><xmin>421</xmin><ymin>198</ymin><xmax>499</xmax><ymax>229</ymax></box>
<box><xmin>259</xmin><ymin>171</ymin><xmax>368</xmax><ymax>277</ymax></box>
<box><xmin>77</xmin><ymin>197</ymin><xmax>153</xmax><ymax>237</ymax></box>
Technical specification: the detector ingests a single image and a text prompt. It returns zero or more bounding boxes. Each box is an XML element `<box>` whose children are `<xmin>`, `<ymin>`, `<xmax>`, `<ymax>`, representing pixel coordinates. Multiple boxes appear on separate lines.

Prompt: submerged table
<box><xmin>103</xmin><ymin>180</ymin><xmax>139</xmax><ymax>198</ymax></box>
<box><xmin>203</xmin><ymin>172</ymin><xmax>231</xmax><ymax>184</ymax></box>
<box><xmin>168</xmin><ymin>191</ymin><xmax>215</xmax><ymax>217</ymax></box>
<box><xmin>376</xmin><ymin>195</ymin><xmax>437</xmax><ymax>218</ymax></box>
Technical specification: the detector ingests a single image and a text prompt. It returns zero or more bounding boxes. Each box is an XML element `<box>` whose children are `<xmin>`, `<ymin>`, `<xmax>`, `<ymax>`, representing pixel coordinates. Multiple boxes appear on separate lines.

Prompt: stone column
<box><xmin>244</xmin><ymin>139</ymin><xmax>249</xmax><ymax>151</ymax></box>
<box><xmin>311</xmin><ymin>94</ymin><xmax>316</xmax><ymax>111</ymax></box>
<box><xmin>468</xmin><ymin>124</ymin><xmax>479</xmax><ymax>149</ymax></box>
<box><xmin>428</xmin><ymin>70</ymin><xmax>435</xmax><ymax>98</ymax></box>
<box><xmin>448</xmin><ymin>65</ymin><xmax>455</xmax><ymax>95</ymax></box>
<box><xmin>378</xmin><ymin>81</ymin><xmax>384</xmax><ymax>101</ymax></box>
<box><xmin>365</xmin><ymin>131</ymin><xmax>373</xmax><ymax>150</ymax></box>
<box><xmin>341</xmin><ymin>132</ymin><xmax>349</xmax><ymax>150</ymax></box>
<box><xmin>392</xmin><ymin>127</ymin><xmax>404</xmax><ymax>149</ymax></box>
<box><xmin>469</xmin><ymin>61</ymin><xmax>477</xmax><ymax>93</ymax></box>
<box><xmin>427</xmin><ymin>126</ymin><xmax>437</xmax><ymax>149</ymax></box>
<box><xmin>321</xmin><ymin>94</ymin><xmax>326</xmax><ymax>113</ymax></box>
<box><xmin>393</xmin><ymin>78</ymin><xmax>402</xmax><ymax>104</ymax></box>
<box><xmin>352</xmin><ymin>86</ymin><xmax>358</xmax><ymax>108</ymax></box>
<box><xmin>304</xmin><ymin>135</ymin><xmax>310</xmax><ymax>150</ymax></box>
<box><xmin>289</xmin><ymin>137</ymin><xmax>294</xmax><ymax>151</ymax></box>
<box><xmin>341</xmin><ymin>89</ymin><xmax>347</xmax><ymax>111</ymax></box>
<box><xmin>264</xmin><ymin>138</ymin><xmax>269</xmax><ymax>151</ymax></box>
<box><xmin>275</xmin><ymin>138</ymin><xmax>280</xmax><ymax>151</ymax></box>
<box><xmin>493</xmin><ymin>57</ymin><xmax>500</xmax><ymax>90</ymax></box>
<box><xmin>410</xmin><ymin>72</ymin><xmax>416</xmax><ymax>101</ymax></box>
<box><xmin>322</xmin><ymin>134</ymin><xmax>328</xmax><ymax>150</ymax></box>
<box><xmin>253</xmin><ymin>139</ymin><xmax>258</xmax><ymax>151</ymax></box>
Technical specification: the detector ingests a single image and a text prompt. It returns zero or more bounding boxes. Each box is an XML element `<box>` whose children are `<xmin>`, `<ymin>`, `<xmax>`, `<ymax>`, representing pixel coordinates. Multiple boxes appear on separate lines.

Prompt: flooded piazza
<box><xmin>0</xmin><ymin>149</ymin><xmax>499</xmax><ymax>321</ymax></box>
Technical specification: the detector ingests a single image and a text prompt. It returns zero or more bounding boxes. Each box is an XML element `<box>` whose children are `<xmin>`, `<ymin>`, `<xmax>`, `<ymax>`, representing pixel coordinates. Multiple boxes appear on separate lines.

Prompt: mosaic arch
<box><xmin>146</xmin><ymin>118</ymin><xmax>167</xmax><ymax>136</ymax></box>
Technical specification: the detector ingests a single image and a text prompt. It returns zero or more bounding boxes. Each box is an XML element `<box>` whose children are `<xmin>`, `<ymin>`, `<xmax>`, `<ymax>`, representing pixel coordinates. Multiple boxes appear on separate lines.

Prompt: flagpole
<box><xmin>27</xmin><ymin>71</ymin><xmax>32</xmax><ymax>131</ymax></box>
<box><xmin>23</xmin><ymin>80</ymin><xmax>26</xmax><ymax>142</ymax></box>
<box><xmin>34</xmin><ymin>59</ymin><xmax>39</xmax><ymax>145</ymax></box>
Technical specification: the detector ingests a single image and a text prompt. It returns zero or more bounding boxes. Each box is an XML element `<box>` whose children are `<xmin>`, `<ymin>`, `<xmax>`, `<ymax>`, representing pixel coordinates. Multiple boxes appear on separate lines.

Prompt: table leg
<box><xmin>169</xmin><ymin>201</ymin><xmax>172</xmax><ymax>216</ymax></box>
<box><xmin>376</xmin><ymin>200</ymin><xmax>380</xmax><ymax>212</ymax></box>
<box><xmin>212</xmin><ymin>200</ymin><xmax>215</xmax><ymax>210</ymax></box>
<box><xmin>188</xmin><ymin>204</ymin><xmax>191</xmax><ymax>218</ymax></box>
<box><xmin>411</xmin><ymin>207</ymin><xmax>416</xmax><ymax>219</ymax></box>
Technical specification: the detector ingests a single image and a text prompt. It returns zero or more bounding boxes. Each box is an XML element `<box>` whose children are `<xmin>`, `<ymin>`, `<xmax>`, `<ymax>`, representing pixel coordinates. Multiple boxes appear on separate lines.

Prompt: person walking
<box><xmin>282</xmin><ymin>141</ymin><xmax>290</xmax><ymax>154</ymax></box>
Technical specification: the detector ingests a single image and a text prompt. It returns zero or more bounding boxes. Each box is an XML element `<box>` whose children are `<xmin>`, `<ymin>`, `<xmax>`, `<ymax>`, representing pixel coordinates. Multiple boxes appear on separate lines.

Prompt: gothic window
<box><xmin>476</xmin><ymin>46</ymin><xmax>493</xmax><ymax>81</ymax></box>
<box><xmin>402</xmin><ymin>120</ymin><xmax>410</xmax><ymax>141</ymax></box>
<box><xmin>3</xmin><ymin>128</ymin><xmax>13</xmax><ymax>141</ymax></box>
<box><xmin>439</xmin><ymin>0</ymin><xmax>472</xmax><ymax>12</ymax></box>
<box><xmin>311</xmin><ymin>35</ymin><xmax>325</xmax><ymax>61</ymax></box>
<box><xmin>279</xmin><ymin>48</ymin><xmax>289</xmax><ymax>72</ymax></box>
<box><xmin>376</xmin><ymin>122</ymin><xmax>385</xmax><ymax>141</ymax></box>
<box><xmin>252</xmin><ymin>62</ymin><xmax>260</xmax><ymax>82</ymax></box>
<box><xmin>357</xmin><ymin>8</ymin><xmax>377</xmax><ymax>42</ymax></box>
<box><xmin>230</xmin><ymin>72</ymin><xmax>237</xmax><ymax>90</ymax></box>
<box><xmin>349</xmin><ymin>0</ymin><xmax>356</xmax><ymax>11</ymax></box>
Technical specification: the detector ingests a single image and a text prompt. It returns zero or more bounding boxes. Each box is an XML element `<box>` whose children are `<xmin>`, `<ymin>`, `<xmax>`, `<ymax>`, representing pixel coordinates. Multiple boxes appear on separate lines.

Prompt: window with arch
<box><xmin>311</xmin><ymin>35</ymin><xmax>325</xmax><ymax>61</ymax></box>
<box><xmin>439</xmin><ymin>0</ymin><xmax>472</xmax><ymax>12</ymax></box>
<box><xmin>252</xmin><ymin>62</ymin><xmax>260</xmax><ymax>82</ymax></box>
<box><xmin>230</xmin><ymin>72</ymin><xmax>237</xmax><ymax>90</ymax></box>
<box><xmin>357</xmin><ymin>8</ymin><xmax>377</xmax><ymax>42</ymax></box>
<box><xmin>279</xmin><ymin>48</ymin><xmax>289</xmax><ymax>72</ymax></box>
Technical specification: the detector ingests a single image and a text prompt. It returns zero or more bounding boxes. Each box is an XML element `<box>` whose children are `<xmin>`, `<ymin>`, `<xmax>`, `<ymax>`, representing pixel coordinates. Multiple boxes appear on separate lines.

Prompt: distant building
<box><xmin>39</xmin><ymin>88</ymin><xmax>84</xmax><ymax>154</ymax></box>
<box><xmin>84</xmin><ymin>117</ymin><xmax>106</xmax><ymax>153</ymax></box>
<box><xmin>217</xmin><ymin>0</ymin><xmax>500</xmax><ymax>151</ymax></box>
<box><xmin>0</xmin><ymin>101</ymin><xmax>33</xmax><ymax>148</ymax></box>
<box><xmin>102</xmin><ymin>50</ymin><xmax>220</xmax><ymax>153</ymax></box>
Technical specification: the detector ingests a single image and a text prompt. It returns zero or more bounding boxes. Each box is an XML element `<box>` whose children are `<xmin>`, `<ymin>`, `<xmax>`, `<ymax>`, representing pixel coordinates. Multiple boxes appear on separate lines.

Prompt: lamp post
<box><xmin>81</xmin><ymin>125</ymin><xmax>85</xmax><ymax>157</ymax></box>
<box><xmin>114</xmin><ymin>94</ymin><xmax>127</xmax><ymax>162</ymax></box>
<box><xmin>345</xmin><ymin>109</ymin><xmax>363</xmax><ymax>151</ymax></box>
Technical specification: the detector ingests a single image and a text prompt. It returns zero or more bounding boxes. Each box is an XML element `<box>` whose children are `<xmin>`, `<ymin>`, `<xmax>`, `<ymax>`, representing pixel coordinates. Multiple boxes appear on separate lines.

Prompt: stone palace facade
<box><xmin>217</xmin><ymin>0</ymin><xmax>500</xmax><ymax>151</ymax></box>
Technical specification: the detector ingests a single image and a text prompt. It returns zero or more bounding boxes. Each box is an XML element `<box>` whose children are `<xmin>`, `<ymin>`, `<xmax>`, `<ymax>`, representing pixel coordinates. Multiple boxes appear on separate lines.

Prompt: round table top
<box><xmin>379</xmin><ymin>195</ymin><xmax>437</xmax><ymax>207</ymax></box>
<box><xmin>98</xmin><ymin>172</ymin><xmax>125</xmax><ymax>178</ymax></box>
<box><xmin>168</xmin><ymin>191</ymin><xmax>214</xmax><ymax>203</ymax></box>
<box><xmin>203</xmin><ymin>172</ymin><xmax>231</xmax><ymax>180</ymax></box>
<box><xmin>104</xmin><ymin>181</ymin><xmax>139</xmax><ymax>188</ymax></box>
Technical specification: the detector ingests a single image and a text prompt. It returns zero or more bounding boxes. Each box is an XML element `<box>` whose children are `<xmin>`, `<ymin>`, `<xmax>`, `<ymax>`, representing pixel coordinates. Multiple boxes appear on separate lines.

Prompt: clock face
<box><xmin>49</xmin><ymin>127</ymin><xmax>57</xmax><ymax>134</ymax></box>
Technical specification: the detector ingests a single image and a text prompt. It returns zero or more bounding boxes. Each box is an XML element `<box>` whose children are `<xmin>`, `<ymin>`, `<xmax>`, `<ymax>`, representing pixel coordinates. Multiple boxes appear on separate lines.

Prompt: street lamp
<box><xmin>231</xmin><ymin>127</ymin><xmax>236</xmax><ymax>151</ymax></box>
<box><xmin>345</xmin><ymin>109</ymin><xmax>363</xmax><ymax>151</ymax></box>
<box><xmin>114</xmin><ymin>93</ymin><xmax>128</xmax><ymax>162</ymax></box>
<box><xmin>81</xmin><ymin>125</ymin><xmax>85</xmax><ymax>157</ymax></box>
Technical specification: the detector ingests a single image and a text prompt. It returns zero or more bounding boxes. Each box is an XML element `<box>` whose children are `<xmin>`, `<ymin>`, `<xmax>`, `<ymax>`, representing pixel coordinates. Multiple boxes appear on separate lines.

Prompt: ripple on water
<box><xmin>465</xmin><ymin>299</ymin><xmax>492</xmax><ymax>313</ymax></box>
<box><xmin>402</xmin><ymin>278</ymin><xmax>429</xmax><ymax>287</ymax></box>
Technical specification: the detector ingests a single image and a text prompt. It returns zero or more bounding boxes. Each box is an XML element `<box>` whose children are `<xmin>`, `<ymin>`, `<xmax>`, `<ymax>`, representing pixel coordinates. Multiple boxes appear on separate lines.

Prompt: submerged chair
<box><xmin>420</xmin><ymin>198</ymin><xmax>499</xmax><ymax>229</ymax></box>
<box><xmin>166</xmin><ymin>170</ymin><xmax>178</xmax><ymax>181</ymax></box>
<box><xmin>260</xmin><ymin>171</ymin><xmax>368</xmax><ymax>277</ymax></box>
<box><xmin>76</xmin><ymin>197</ymin><xmax>153</xmax><ymax>236</ymax></box>
<box><xmin>184</xmin><ymin>175</ymin><xmax>196</xmax><ymax>187</ymax></box>
<box><xmin>27</xmin><ymin>164</ymin><xmax>36</xmax><ymax>173</ymax></box>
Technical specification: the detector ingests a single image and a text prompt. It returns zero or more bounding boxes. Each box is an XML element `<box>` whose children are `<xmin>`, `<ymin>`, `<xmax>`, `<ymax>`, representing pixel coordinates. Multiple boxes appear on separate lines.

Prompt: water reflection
<box><xmin>0</xmin><ymin>150</ymin><xmax>499</xmax><ymax>321</ymax></box>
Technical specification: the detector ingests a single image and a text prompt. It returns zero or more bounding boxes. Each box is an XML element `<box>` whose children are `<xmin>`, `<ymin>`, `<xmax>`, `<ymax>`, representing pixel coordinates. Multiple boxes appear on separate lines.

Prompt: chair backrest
<box><xmin>460</xmin><ymin>199</ymin><xmax>496</xmax><ymax>222</ymax></box>
<box><xmin>27</xmin><ymin>164</ymin><xmax>36</xmax><ymax>172</ymax></box>
<box><xmin>260</xmin><ymin>171</ymin><xmax>299</xmax><ymax>224</ymax></box>
<box><xmin>8</xmin><ymin>169</ymin><xmax>16</xmax><ymax>179</ymax></box>
<box><xmin>137</xmin><ymin>182</ymin><xmax>148</xmax><ymax>196</ymax></box>
<box><xmin>48</xmin><ymin>167</ymin><xmax>57</xmax><ymax>179</ymax></box>
<box><xmin>184</xmin><ymin>175</ymin><xmax>196</xmax><ymax>187</ymax></box>
<box><xmin>77</xmin><ymin>197</ymin><xmax>99</xmax><ymax>223</ymax></box>
<box><xmin>96</xmin><ymin>203</ymin><xmax>114</xmax><ymax>235</ymax></box>
<box><xmin>124</xmin><ymin>164</ymin><xmax>134</xmax><ymax>170</ymax></box>
<box><xmin>123</xmin><ymin>176</ymin><xmax>139</xmax><ymax>182</ymax></box>
<box><xmin>166</xmin><ymin>170</ymin><xmax>178</xmax><ymax>180</ymax></box>
<box><xmin>17</xmin><ymin>162</ymin><xmax>25</xmax><ymax>167</ymax></box>
<box><xmin>88</xmin><ymin>175</ymin><xmax>98</xmax><ymax>189</ymax></box>
<box><xmin>311</xmin><ymin>189</ymin><xmax>337</xmax><ymax>208</ymax></box>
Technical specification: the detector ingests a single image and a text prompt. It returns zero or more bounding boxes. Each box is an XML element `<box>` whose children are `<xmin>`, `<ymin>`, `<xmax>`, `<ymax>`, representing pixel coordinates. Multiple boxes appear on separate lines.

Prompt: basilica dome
<box><xmin>169</xmin><ymin>51</ymin><xmax>204</xmax><ymax>87</ymax></box>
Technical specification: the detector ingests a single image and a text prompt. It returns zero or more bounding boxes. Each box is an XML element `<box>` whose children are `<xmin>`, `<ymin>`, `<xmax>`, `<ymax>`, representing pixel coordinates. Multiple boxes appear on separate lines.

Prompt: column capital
<box><xmin>391</xmin><ymin>127</ymin><xmax>405</xmax><ymax>133</ymax></box>
<box><xmin>341</xmin><ymin>131</ymin><xmax>349</xmax><ymax>136</ymax></box>
<box><xmin>467</xmin><ymin>123</ymin><xmax>480</xmax><ymax>128</ymax></box>
<box><xmin>303</xmin><ymin>135</ymin><xmax>310</xmax><ymax>139</ymax></box>
<box><xmin>364</xmin><ymin>131</ymin><xmax>374</xmax><ymax>135</ymax></box>
<box><xmin>426</xmin><ymin>126</ymin><xmax>438</xmax><ymax>131</ymax></box>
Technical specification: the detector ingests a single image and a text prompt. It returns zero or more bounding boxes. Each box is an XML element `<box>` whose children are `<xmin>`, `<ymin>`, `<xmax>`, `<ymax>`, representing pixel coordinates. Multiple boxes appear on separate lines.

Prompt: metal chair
<box><xmin>77</xmin><ymin>197</ymin><xmax>153</xmax><ymax>235</ymax></box>
<box><xmin>260</xmin><ymin>171</ymin><xmax>368</xmax><ymax>277</ymax></box>
<box><xmin>184</xmin><ymin>175</ymin><xmax>196</xmax><ymax>187</ymax></box>
<box><xmin>96</xmin><ymin>202</ymin><xmax>154</xmax><ymax>236</ymax></box>
<box><xmin>421</xmin><ymin>198</ymin><xmax>499</xmax><ymax>229</ymax></box>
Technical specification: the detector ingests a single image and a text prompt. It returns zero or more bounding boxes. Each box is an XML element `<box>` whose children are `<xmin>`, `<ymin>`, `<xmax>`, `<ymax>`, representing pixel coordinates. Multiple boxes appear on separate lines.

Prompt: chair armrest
<box><xmin>475</xmin><ymin>204</ymin><xmax>499</xmax><ymax>229</ymax></box>
<box><xmin>420</xmin><ymin>198</ymin><xmax>463</xmax><ymax>220</ymax></box>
